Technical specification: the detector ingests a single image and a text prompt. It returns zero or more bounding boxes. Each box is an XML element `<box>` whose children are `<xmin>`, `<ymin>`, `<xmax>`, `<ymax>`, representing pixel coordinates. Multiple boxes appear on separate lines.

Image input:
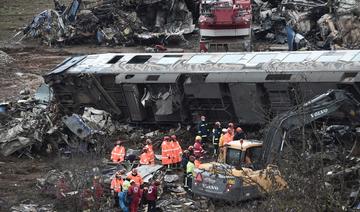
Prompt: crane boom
<box><xmin>260</xmin><ymin>89</ymin><xmax>360</xmax><ymax>166</ymax></box>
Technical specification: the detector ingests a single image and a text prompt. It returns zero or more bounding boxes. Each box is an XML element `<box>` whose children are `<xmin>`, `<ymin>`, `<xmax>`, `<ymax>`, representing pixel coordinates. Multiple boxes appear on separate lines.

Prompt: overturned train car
<box><xmin>44</xmin><ymin>51</ymin><xmax>360</xmax><ymax>124</ymax></box>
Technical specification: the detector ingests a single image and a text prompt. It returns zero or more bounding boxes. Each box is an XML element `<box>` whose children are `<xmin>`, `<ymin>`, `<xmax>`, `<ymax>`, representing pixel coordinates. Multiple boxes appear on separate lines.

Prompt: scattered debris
<box><xmin>19</xmin><ymin>0</ymin><xmax>195</xmax><ymax>46</ymax></box>
<box><xmin>0</xmin><ymin>50</ymin><xmax>14</xmax><ymax>66</ymax></box>
<box><xmin>10</xmin><ymin>202</ymin><xmax>55</xmax><ymax>212</ymax></box>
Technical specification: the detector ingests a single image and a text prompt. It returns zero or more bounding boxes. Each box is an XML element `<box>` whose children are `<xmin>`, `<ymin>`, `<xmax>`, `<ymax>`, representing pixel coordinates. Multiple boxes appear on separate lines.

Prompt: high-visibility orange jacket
<box><xmin>173</xmin><ymin>141</ymin><xmax>182</xmax><ymax>163</ymax></box>
<box><xmin>111</xmin><ymin>145</ymin><xmax>125</xmax><ymax>163</ymax></box>
<box><xmin>110</xmin><ymin>178</ymin><xmax>123</xmax><ymax>193</ymax></box>
<box><xmin>161</xmin><ymin>141</ymin><xmax>172</xmax><ymax>165</ymax></box>
<box><xmin>169</xmin><ymin>141</ymin><xmax>177</xmax><ymax>164</ymax></box>
<box><xmin>127</xmin><ymin>174</ymin><xmax>144</xmax><ymax>186</ymax></box>
<box><xmin>139</xmin><ymin>152</ymin><xmax>150</xmax><ymax>165</ymax></box>
<box><xmin>222</xmin><ymin>132</ymin><xmax>234</xmax><ymax>146</ymax></box>
<box><xmin>145</xmin><ymin>144</ymin><xmax>155</xmax><ymax>164</ymax></box>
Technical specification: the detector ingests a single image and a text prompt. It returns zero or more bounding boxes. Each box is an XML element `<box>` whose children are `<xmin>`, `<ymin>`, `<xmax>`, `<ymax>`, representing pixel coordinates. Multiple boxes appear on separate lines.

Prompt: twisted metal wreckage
<box><xmin>16</xmin><ymin>0</ymin><xmax>195</xmax><ymax>46</ymax></box>
<box><xmin>14</xmin><ymin>0</ymin><xmax>360</xmax><ymax>50</ymax></box>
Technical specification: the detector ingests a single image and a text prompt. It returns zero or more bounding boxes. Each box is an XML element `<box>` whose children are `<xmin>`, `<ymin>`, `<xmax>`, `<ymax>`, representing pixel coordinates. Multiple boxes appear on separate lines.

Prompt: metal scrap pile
<box><xmin>253</xmin><ymin>0</ymin><xmax>360</xmax><ymax>50</ymax></box>
<box><xmin>20</xmin><ymin>0</ymin><xmax>195</xmax><ymax>46</ymax></box>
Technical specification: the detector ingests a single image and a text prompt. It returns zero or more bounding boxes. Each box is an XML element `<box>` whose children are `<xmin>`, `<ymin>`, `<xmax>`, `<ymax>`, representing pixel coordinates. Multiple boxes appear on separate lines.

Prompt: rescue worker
<box><xmin>184</xmin><ymin>155</ymin><xmax>195</xmax><ymax>191</ymax></box>
<box><xmin>228</xmin><ymin>122</ymin><xmax>235</xmax><ymax>135</ymax></box>
<box><xmin>110</xmin><ymin>171</ymin><xmax>124</xmax><ymax>207</ymax></box>
<box><xmin>171</xmin><ymin>135</ymin><xmax>183</xmax><ymax>166</ymax></box>
<box><xmin>161</xmin><ymin>136</ymin><xmax>172</xmax><ymax>167</ymax></box>
<box><xmin>223</xmin><ymin>127</ymin><xmax>234</xmax><ymax>145</ymax></box>
<box><xmin>92</xmin><ymin>175</ymin><xmax>104</xmax><ymax>209</ymax></box>
<box><xmin>139</xmin><ymin>148</ymin><xmax>150</xmax><ymax>165</ymax></box>
<box><xmin>188</xmin><ymin>145</ymin><xmax>194</xmax><ymax>155</ymax></box>
<box><xmin>193</xmin><ymin>136</ymin><xmax>205</xmax><ymax>158</ymax></box>
<box><xmin>119</xmin><ymin>178</ymin><xmax>131</xmax><ymax>212</ymax></box>
<box><xmin>146</xmin><ymin>180</ymin><xmax>159</xmax><ymax>212</ymax></box>
<box><xmin>127</xmin><ymin>169</ymin><xmax>144</xmax><ymax>186</ymax></box>
<box><xmin>128</xmin><ymin>180</ymin><xmax>143</xmax><ymax>212</ymax></box>
<box><xmin>233</xmin><ymin>127</ymin><xmax>245</xmax><ymax>140</ymax></box>
<box><xmin>111</xmin><ymin>140</ymin><xmax>126</xmax><ymax>163</ymax></box>
<box><xmin>181</xmin><ymin>150</ymin><xmax>190</xmax><ymax>169</ymax></box>
<box><xmin>212</xmin><ymin>121</ymin><xmax>222</xmax><ymax>156</ymax></box>
<box><xmin>145</xmin><ymin>139</ymin><xmax>155</xmax><ymax>164</ymax></box>
<box><xmin>197</xmin><ymin>115</ymin><xmax>209</xmax><ymax>146</ymax></box>
<box><xmin>218</xmin><ymin>128</ymin><xmax>228</xmax><ymax>162</ymax></box>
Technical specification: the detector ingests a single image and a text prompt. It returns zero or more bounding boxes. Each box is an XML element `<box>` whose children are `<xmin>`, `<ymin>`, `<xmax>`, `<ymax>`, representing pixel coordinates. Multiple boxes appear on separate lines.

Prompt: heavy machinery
<box><xmin>192</xmin><ymin>89</ymin><xmax>360</xmax><ymax>201</ymax></box>
<box><xmin>198</xmin><ymin>0</ymin><xmax>252</xmax><ymax>52</ymax></box>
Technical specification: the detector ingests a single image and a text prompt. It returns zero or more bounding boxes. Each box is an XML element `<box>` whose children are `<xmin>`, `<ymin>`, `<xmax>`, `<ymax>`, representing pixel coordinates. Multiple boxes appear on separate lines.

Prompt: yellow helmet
<box><xmin>195</xmin><ymin>136</ymin><xmax>202</xmax><ymax>141</ymax></box>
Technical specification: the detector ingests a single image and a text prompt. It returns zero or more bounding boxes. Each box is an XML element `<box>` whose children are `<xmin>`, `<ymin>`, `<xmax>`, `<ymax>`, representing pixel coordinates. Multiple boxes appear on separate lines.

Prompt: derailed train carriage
<box><xmin>44</xmin><ymin>51</ymin><xmax>360</xmax><ymax>124</ymax></box>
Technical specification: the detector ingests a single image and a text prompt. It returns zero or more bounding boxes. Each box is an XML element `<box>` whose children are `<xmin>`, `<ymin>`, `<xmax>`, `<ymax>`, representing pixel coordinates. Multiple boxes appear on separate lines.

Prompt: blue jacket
<box><xmin>197</xmin><ymin>121</ymin><xmax>209</xmax><ymax>137</ymax></box>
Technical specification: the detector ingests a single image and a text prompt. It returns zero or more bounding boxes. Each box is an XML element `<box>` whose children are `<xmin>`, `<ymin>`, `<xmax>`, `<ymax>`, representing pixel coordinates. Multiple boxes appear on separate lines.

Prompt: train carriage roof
<box><xmin>46</xmin><ymin>50</ymin><xmax>360</xmax><ymax>83</ymax></box>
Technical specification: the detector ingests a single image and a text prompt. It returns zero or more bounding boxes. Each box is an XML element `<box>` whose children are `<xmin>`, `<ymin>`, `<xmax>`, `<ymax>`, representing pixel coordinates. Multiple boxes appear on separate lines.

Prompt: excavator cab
<box><xmin>223</xmin><ymin>139</ymin><xmax>263</xmax><ymax>169</ymax></box>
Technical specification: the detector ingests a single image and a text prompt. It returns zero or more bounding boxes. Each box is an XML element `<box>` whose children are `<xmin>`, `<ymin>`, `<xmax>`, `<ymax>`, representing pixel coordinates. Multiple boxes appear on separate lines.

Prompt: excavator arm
<box><xmin>260</xmin><ymin>89</ymin><xmax>360</xmax><ymax>166</ymax></box>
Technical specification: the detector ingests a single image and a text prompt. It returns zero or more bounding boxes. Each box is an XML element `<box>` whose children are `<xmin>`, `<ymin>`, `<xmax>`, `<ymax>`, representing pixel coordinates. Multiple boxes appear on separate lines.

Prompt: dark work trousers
<box><xmin>147</xmin><ymin>200</ymin><xmax>156</xmax><ymax>212</ymax></box>
<box><xmin>201</xmin><ymin>136</ymin><xmax>208</xmax><ymax>150</ymax></box>
<box><xmin>114</xmin><ymin>192</ymin><xmax>119</xmax><ymax>207</ymax></box>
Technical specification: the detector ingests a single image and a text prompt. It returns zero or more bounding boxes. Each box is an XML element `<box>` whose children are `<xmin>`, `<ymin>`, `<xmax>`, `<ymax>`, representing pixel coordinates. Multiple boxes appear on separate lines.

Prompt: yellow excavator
<box><xmin>192</xmin><ymin>89</ymin><xmax>360</xmax><ymax>201</ymax></box>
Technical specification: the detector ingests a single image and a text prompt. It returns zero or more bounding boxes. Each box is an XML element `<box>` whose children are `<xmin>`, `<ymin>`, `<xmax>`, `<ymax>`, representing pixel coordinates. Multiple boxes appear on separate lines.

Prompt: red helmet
<box><xmin>163</xmin><ymin>136</ymin><xmax>170</xmax><ymax>141</ymax></box>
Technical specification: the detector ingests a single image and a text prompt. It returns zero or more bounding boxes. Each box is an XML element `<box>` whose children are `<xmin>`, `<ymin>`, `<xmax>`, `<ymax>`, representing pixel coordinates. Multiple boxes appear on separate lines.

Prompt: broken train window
<box><xmin>127</xmin><ymin>55</ymin><xmax>152</xmax><ymax>64</ymax></box>
<box><xmin>141</xmin><ymin>85</ymin><xmax>181</xmax><ymax>115</ymax></box>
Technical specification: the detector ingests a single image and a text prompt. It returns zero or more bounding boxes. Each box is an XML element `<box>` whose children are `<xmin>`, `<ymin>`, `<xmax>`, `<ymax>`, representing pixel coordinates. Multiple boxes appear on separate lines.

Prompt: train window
<box><xmin>282</xmin><ymin>53</ymin><xmax>310</xmax><ymax>62</ymax></box>
<box><xmin>187</xmin><ymin>55</ymin><xmax>212</xmax><ymax>64</ymax></box>
<box><xmin>248</xmin><ymin>54</ymin><xmax>276</xmax><ymax>64</ymax></box>
<box><xmin>127</xmin><ymin>55</ymin><xmax>151</xmax><ymax>64</ymax></box>
<box><xmin>218</xmin><ymin>54</ymin><xmax>244</xmax><ymax>63</ymax></box>
<box><xmin>125</xmin><ymin>74</ymin><xmax>135</xmax><ymax>79</ymax></box>
<box><xmin>352</xmin><ymin>53</ymin><xmax>360</xmax><ymax>61</ymax></box>
<box><xmin>342</xmin><ymin>72</ymin><xmax>357</xmax><ymax>81</ymax></box>
<box><xmin>157</xmin><ymin>55</ymin><xmax>182</xmax><ymax>64</ymax></box>
<box><xmin>317</xmin><ymin>52</ymin><xmax>345</xmax><ymax>62</ymax></box>
<box><xmin>107</xmin><ymin>55</ymin><xmax>123</xmax><ymax>64</ymax></box>
<box><xmin>146</xmin><ymin>75</ymin><xmax>160</xmax><ymax>81</ymax></box>
<box><xmin>265</xmin><ymin>74</ymin><xmax>292</xmax><ymax>80</ymax></box>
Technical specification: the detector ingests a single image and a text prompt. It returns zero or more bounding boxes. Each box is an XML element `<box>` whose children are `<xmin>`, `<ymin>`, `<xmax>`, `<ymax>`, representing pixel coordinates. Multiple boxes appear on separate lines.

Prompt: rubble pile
<box><xmin>0</xmin><ymin>50</ymin><xmax>14</xmax><ymax>66</ymax></box>
<box><xmin>253</xmin><ymin>0</ymin><xmax>360</xmax><ymax>50</ymax></box>
<box><xmin>20</xmin><ymin>0</ymin><xmax>195</xmax><ymax>46</ymax></box>
<box><xmin>10</xmin><ymin>202</ymin><xmax>54</xmax><ymax>212</ymax></box>
<box><xmin>0</xmin><ymin>91</ymin><xmax>188</xmax><ymax>158</ymax></box>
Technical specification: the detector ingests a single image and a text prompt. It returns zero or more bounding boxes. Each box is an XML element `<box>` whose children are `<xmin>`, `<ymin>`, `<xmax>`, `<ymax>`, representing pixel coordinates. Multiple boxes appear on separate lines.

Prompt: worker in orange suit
<box><xmin>161</xmin><ymin>136</ymin><xmax>172</xmax><ymax>167</ymax></box>
<box><xmin>139</xmin><ymin>148</ymin><xmax>150</xmax><ymax>165</ymax></box>
<box><xmin>111</xmin><ymin>140</ymin><xmax>126</xmax><ymax>163</ymax></box>
<box><xmin>218</xmin><ymin>128</ymin><xmax>230</xmax><ymax>162</ymax></box>
<box><xmin>145</xmin><ymin>139</ymin><xmax>155</xmax><ymax>164</ymax></box>
<box><xmin>222</xmin><ymin>127</ymin><xmax>234</xmax><ymax>145</ymax></box>
<box><xmin>171</xmin><ymin>135</ymin><xmax>183</xmax><ymax>165</ymax></box>
<box><xmin>110</xmin><ymin>171</ymin><xmax>124</xmax><ymax>207</ymax></box>
<box><xmin>127</xmin><ymin>169</ymin><xmax>144</xmax><ymax>186</ymax></box>
<box><xmin>228</xmin><ymin>122</ymin><xmax>235</xmax><ymax>135</ymax></box>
